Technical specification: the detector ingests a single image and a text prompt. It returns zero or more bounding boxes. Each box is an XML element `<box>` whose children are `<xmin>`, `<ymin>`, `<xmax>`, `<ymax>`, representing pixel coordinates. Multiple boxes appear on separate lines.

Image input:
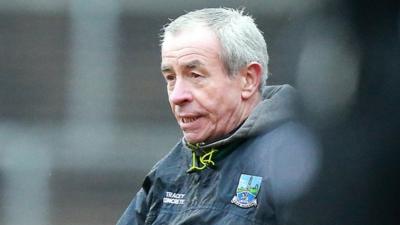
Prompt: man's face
<box><xmin>161</xmin><ymin>27</ymin><xmax>245</xmax><ymax>144</ymax></box>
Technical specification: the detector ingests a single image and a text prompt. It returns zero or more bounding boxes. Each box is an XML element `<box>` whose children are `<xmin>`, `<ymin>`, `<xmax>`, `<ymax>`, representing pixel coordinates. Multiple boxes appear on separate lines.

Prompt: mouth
<box><xmin>180</xmin><ymin>116</ymin><xmax>199</xmax><ymax>124</ymax></box>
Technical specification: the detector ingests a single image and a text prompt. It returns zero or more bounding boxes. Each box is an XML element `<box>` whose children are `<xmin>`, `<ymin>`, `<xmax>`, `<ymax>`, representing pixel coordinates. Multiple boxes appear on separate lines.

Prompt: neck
<box><xmin>240</xmin><ymin>92</ymin><xmax>262</xmax><ymax>123</ymax></box>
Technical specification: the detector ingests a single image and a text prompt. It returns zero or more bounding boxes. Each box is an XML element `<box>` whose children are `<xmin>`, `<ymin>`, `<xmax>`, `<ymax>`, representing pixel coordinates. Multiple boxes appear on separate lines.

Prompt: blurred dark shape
<box><xmin>348</xmin><ymin>0</ymin><xmax>400</xmax><ymax>224</ymax></box>
<box><xmin>296</xmin><ymin>1</ymin><xmax>400</xmax><ymax>225</ymax></box>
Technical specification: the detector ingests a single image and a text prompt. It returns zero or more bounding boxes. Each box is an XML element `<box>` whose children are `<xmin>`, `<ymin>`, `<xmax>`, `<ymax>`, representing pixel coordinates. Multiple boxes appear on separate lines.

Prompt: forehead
<box><xmin>161</xmin><ymin>27</ymin><xmax>222</xmax><ymax>66</ymax></box>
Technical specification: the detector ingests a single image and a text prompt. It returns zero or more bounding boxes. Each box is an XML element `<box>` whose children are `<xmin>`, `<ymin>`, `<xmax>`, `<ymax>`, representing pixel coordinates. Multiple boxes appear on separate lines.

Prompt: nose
<box><xmin>169</xmin><ymin>78</ymin><xmax>192</xmax><ymax>105</ymax></box>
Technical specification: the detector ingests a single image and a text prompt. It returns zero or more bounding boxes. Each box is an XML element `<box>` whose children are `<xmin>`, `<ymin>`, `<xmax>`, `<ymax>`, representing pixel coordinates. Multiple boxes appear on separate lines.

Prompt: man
<box><xmin>117</xmin><ymin>8</ymin><xmax>319</xmax><ymax>225</ymax></box>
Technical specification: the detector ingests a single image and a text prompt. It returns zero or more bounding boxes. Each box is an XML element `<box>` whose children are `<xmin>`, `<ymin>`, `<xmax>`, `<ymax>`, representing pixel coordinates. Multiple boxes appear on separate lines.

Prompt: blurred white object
<box><xmin>296</xmin><ymin>18</ymin><xmax>360</xmax><ymax>127</ymax></box>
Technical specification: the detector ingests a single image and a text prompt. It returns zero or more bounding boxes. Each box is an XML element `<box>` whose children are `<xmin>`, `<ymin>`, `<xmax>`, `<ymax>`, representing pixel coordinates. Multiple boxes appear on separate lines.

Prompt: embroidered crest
<box><xmin>231</xmin><ymin>174</ymin><xmax>262</xmax><ymax>208</ymax></box>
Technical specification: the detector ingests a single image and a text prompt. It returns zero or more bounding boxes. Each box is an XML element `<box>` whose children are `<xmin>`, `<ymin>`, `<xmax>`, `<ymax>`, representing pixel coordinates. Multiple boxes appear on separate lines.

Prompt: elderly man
<box><xmin>117</xmin><ymin>8</ymin><xmax>319</xmax><ymax>225</ymax></box>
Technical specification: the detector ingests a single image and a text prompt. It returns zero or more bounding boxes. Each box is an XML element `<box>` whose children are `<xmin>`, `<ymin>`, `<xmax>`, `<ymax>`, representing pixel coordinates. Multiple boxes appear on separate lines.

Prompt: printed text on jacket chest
<box><xmin>163</xmin><ymin>192</ymin><xmax>185</xmax><ymax>205</ymax></box>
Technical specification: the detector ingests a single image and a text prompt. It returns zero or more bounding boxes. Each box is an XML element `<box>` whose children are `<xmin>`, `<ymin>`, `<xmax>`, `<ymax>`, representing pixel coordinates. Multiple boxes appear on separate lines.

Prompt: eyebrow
<box><xmin>184</xmin><ymin>60</ymin><xmax>204</xmax><ymax>69</ymax></box>
<box><xmin>161</xmin><ymin>60</ymin><xmax>205</xmax><ymax>73</ymax></box>
<box><xmin>161</xmin><ymin>64</ymin><xmax>172</xmax><ymax>73</ymax></box>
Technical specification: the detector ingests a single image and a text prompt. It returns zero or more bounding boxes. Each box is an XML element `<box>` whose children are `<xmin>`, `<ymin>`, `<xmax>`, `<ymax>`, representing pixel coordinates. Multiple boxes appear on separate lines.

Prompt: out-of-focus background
<box><xmin>0</xmin><ymin>0</ymin><xmax>398</xmax><ymax>225</ymax></box>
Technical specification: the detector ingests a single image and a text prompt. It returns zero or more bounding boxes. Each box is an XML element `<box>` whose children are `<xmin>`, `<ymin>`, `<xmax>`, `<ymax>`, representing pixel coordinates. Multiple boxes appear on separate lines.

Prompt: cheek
<box><xmin>204</xmin><ymin>95</ymin><xmax>235</xmax><ymax>121</ymax></box>
<box><xmin>195</xmin><ymin>79</ymin><xmax>241</xmax><ymax>118</ymax></box>
<box><xmin>168</xmin><ymin>100</ymin><xmax>176</xmax><ymax>115</ymax></box>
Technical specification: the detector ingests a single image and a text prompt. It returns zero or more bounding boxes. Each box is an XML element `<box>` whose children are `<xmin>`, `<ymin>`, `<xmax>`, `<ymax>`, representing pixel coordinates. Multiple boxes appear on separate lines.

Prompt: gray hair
<box><xmin>161</xmin><ymin>8</ymin><xmax>269</xmax><ymax>90</ymax></box>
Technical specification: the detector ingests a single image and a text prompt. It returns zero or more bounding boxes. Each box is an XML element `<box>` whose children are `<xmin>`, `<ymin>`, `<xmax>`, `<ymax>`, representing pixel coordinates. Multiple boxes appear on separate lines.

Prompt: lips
<box><xmin>181</xmin><ymin>116</ymin><xmax>199</xmax><ymax>123</ymax></box>
<box><xmin>177</xmin><ymin>114</ymin><xmax>202</xmax><ymax>130</ymax></box>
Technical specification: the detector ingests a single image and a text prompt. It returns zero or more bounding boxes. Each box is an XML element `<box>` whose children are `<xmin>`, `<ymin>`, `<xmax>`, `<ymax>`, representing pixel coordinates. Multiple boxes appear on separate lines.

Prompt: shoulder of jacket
<box><xmin>146</xmin><ymin>141</ymin><xmax>188</xmax><ymax>179</ymax></box>
<box><xmin>257</xmin><ymin>120</ymin><xmax>316</xmax><ymax>142</ymax></box>
<box><xmin>244</xmin><ymin>120</ymin><xmax>320</xmax><ymax>164</ymax></box>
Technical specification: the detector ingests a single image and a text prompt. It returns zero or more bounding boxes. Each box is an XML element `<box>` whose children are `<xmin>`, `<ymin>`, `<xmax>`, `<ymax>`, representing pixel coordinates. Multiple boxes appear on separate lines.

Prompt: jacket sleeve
<box><xmin>116</xmin><ymin>188</ymin><xmax>148</xmax><ymax>225</ymax></box>
<box><xmin>116</xmin><ymin>172</ymin><xmax>155</xmax><ymax>225</ymax></box>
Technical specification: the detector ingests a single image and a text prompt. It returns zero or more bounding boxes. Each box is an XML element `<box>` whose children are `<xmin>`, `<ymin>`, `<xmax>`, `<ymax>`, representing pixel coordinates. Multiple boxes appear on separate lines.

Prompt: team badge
<box><xmin>231</xmin><ymin>174</ymin><xmax>262</xmax><ymax>208</ymax></box>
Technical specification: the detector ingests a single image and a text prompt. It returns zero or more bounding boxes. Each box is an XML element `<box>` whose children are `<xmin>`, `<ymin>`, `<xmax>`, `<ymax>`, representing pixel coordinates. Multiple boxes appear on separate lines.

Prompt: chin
<box><xmin>184</xmin><ymin>135</ymin><xmax>204</xmax><ymax>144</ymax></box>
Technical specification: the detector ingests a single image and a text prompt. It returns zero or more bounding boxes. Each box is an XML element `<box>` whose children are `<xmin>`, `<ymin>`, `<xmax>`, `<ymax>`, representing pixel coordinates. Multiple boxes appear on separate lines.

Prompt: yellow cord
<box><xmin>187</xmin><ymin>148</ymin><xmax>218</xmax><ymax>173</ymax></box>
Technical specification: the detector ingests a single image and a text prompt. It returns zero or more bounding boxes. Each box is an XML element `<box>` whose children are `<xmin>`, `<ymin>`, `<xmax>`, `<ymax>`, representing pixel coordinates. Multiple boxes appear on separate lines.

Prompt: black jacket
<box><xmin>117</xmin><ymin>85</ymin><xmax>320</xmax><ymax>225</ymax></box>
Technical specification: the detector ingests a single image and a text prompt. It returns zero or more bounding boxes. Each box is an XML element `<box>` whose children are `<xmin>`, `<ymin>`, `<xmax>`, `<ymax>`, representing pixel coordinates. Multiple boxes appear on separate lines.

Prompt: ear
<box><xmin>240</xmin><ymin>62</ymin><xmax>262</xmax><ymax>99</ymax></box>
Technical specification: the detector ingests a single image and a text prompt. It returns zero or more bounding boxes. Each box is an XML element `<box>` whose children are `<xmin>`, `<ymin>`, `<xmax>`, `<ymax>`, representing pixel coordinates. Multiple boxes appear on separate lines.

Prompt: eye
<box><xmin>165</xmin><ymin>74</ymin><xmax>176</xmax><ymax>82</ymax></box>
<box><xmin>190</xmin><ymin>72</ymin><xmax>202</xmax><ymax>78</ymax></box>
